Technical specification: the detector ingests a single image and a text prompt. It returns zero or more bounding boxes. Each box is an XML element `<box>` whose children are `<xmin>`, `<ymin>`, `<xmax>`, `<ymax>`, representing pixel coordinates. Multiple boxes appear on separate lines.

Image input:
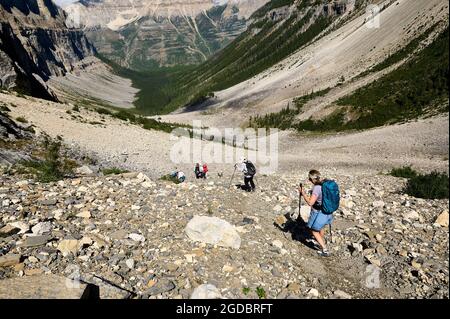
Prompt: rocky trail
<box><xmin>0</xmin><ymin>166</ymin><xmax>448</xmax><ymax>299</ymax></box>
<box><xmin>0</xmin><ymin>92</ymin><xmax>449</xmax><ymax>299</ymax></box>
<box><xmin>1</xmin><ymin>0</ymin><xmax>449</xmax><ymax>301</ymax></box>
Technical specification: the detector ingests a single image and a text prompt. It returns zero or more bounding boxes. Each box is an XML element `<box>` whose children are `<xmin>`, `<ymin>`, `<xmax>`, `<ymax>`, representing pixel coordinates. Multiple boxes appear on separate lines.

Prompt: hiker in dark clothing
<box><xmin>194</xmin><ymin>163</ymin><xmax>203</xmax><ymax>179</ymax></box>
<box><xmin>194</xmin><ymin>163</ymin><xmax>208</xmax><ymax>179</ymax></box>
<box><xmin>235</xmin><ymin>158</ymin><xmax>256</xmax><ymax>192</ymax></box>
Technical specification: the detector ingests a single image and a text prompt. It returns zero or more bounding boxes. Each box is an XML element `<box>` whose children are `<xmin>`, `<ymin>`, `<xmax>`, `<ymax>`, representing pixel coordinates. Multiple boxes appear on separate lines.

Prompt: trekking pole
<box><xmin>329</xmin><ymin>224</ymin><xmax>333</xmax><ymax>243</ymax></box>
<box><xmin>229</xmin><ymin>167</ymin><xmax>237</xmax><ymax>188</ymax></box>
<box><xmin>297</xmin><ymin>183</ymin><xmax>303</xmax><ymax>221</ymax></box>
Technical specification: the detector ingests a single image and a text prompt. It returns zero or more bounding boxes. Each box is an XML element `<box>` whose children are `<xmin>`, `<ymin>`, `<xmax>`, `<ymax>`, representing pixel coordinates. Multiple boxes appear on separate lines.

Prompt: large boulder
<box><xmin>0</xmin><ymin>224</ymin><xmax>20</xmax><ymax>238</ymax></box>
<box><xmin>299</xmin><ymin>205</ymin><xmax>311</xmax><ymax>222</ymax></box>
<box><xmin>0</xmin><ymin>112</ymin><xmax>33</xmax><ymax>139</ymax></box>
<box><xmin>75</xmin><ymin>165</ymin><xmax>94</xmax><ymax>176</ymax></box>
<box><xmin>21</xmin><ymin>235</ymin><xmax>50</xmax><ymax>248</ymax></box>
<box><xmin>0</xmin><ymin>254</ymin><xmax>22</xmax><ymax>267</ymax></box>
<box><xmin>0</xmin><ymin>148</ymin><xmax>32</xmax><ymax>166</ymax></box>
<box><xmin>185</xmin><ymin>216</ymin><xmax>241</xmax><ymax>249</ymax></box>
<box><xmin>143</xmin><ymin>279</ymin><xmax>176</xmax><ymax>297</ymax></box>
<box><xmin>435</xmin><ymin>210</ymin><xmax>449</xmax><ymax>227</ymax></box>
<box><xmin>57</xmin><ymin>239</ymin><xmax>79</xmax><ymax>256</ymax></box>
<box><xmin>79</xmin><ymin>274</ymin><xmax>133</xmax><ymax>299</ymax></box>
<box><xmin>191</xmin><ymin>284</ymin><xmax>222</xmax><ymax>299</ymax></box>
<box><xmin>31</xmin><ymin>222</ymin><xmax>53</xmax><ymax>235</ymax></box>
<box><xmin>0</xmin><ymin>274</ymin><xmax>97</xmax><ymax>299</ymax></box>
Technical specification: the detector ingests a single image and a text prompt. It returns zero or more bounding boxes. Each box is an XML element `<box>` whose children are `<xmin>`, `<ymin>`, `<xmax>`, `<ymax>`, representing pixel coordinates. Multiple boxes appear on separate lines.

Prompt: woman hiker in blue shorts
<box><xmin>299</xmin><ymin>170</ymin><xmax>333</xmax><ymax>257</ymax></box>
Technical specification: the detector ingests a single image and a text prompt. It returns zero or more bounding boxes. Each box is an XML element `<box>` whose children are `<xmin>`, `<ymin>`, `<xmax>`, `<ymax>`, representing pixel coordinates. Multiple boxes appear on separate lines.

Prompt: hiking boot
<box><xmin>317</xmin><ymin>249</ymin><xmax>331</xmax><ymax>257</ymax></box>
<box><xmin>305</xmin><ymin>239</ymin><xmax>320</xmax><ymax>250</ymax></box>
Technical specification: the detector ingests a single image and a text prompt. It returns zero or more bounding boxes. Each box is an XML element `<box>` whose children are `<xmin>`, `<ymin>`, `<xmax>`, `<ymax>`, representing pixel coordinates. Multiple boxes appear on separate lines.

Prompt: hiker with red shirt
<box><xmin>202</xmin><ymin>163</ymin><xmax>209</xmax><ymax>179</ymax></box>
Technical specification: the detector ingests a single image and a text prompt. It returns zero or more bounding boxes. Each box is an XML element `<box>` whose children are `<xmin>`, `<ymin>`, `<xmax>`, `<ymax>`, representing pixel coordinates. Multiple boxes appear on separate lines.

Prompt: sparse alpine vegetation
<box><xmin>86</xmin><ymin>102</ymin><xmax>191</xmax><ymax>134</ymax></box>
<box><xmin>390</xmin><ymin>166</ymin><xmax>418</xmax><ymax>179</ymax></box>
<box><xmin>251</xmin><ymin>26</ymin><xmax>449</xmax><ymax>133</ymax></box>
<box><xmin>256</xmin><ymin>287</ymin><xmax>267</xmax><ymax>299</ymax></box>
<box><xmin>296</xmin><ymin>27</ymin><xmax>449</xmax><ymax>132</ymax></box>
<box><xmin>405</xmin><ymin>171</ymin><xmax>449</xmax><ymax>200</ymax></box>
<box><xmin>0</xmin><ymin>104</ymin><xmax>11</xmax><ymax>113</ymax></box>
<box><xmin>15</xmin><ymin>116</ymin><xmax>28</xmax><ymax>124</ymax></box>
<box><xmin>332</xmin><ymin>27</ymin><xmax>449</xmax><ymax>130</ymax></box>
<box><xmin>18</xmin><ymin>138</ymin><xmax>76</xmax><ymax>183</ymax></box>
<box><xmin>389</xmin><ymin>166</ymin><xmax>449</xmax><ymax>200</ymax></box>
<box><xmin>249</xmin><ymin>88</ymin><xmax>331</xmax><ymax>129</ymax></box>
<box><xmin>111</xmin><ymin>110</ymin><xmax>190</xmax><ymax>134</ymax></box>
<box><xmin>102</xmin><ymin>167</ymin><xmax>130</xmax><ymax>176</ymax></box>
<box><xmin>160</xmin><ymin>174</ymin><xmax>182</xmax><ymax>184</ymax></box>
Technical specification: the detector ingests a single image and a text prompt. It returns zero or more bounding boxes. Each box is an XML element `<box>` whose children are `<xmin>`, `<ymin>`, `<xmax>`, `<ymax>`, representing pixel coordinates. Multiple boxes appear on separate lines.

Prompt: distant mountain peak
<box><xmin>64</xmin><ymin>0</ymin><xmax>269</xmax><ymax>69</ymax></box>
<box><xmin>65</xmin><ymin>0</ymin><xmax>266</xmax><ymax>30</ymax></box>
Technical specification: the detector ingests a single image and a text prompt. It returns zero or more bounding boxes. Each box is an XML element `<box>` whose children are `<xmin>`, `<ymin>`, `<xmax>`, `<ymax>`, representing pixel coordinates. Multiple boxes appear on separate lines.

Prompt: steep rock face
<box><xmin>0</xmin><ymin>112</ymin><xmax>33</xmax><ymax>140</ymax></box>
<box><xmin>0</xmin><ymin>0</ymin><xmax>96</xmax><ymax>99</ymax></box>
<box><xmin>64</xmin><ymin>0</ymin><xmax>268</xmax><ymax>69</ymax></box>
<box><xmin>0</xmin><ymin>49</ymin><xmax>15</xmax><ymax>89</ymax></box>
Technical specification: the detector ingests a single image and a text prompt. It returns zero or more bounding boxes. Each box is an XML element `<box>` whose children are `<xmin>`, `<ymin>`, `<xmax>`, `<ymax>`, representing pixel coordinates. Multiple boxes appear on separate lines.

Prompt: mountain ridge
<box><xmin>152</xmin><ymin>0</ymin><xmax>448</xmax><ymax>131</ymax></box>
<box><xmin>64</xmin><ymin>0</ymin><xmax>269</xmax><ymax>69</ymax></box>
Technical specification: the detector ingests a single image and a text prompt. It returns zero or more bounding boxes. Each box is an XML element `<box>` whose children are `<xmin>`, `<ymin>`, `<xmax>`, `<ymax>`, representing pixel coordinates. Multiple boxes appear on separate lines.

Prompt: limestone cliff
<box><xmin>0</xmin><ymin>0</ymin><xmax>96</xmax><ymax>99</ymax></box>
<box><xmin>64</xmin><ymin>0</ymin><xmax>268</xmax><ymax>69</ymax></box>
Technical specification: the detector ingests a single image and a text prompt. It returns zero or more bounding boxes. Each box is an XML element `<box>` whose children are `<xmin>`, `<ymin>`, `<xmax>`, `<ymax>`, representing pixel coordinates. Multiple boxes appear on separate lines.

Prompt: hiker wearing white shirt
<box><xmin>170</xmin><ymin>170</ymin><xmax>186</xmax><ymax>183</ymax></box>
<box><xmin>235</xmin><ymin>158</ymin><xmax>256</xmax><ymax>192</ymax></box>
<box><xmin>176</xmin><ymin>171</ymin><xmax>186</xmax><ymax>183</ymax></box>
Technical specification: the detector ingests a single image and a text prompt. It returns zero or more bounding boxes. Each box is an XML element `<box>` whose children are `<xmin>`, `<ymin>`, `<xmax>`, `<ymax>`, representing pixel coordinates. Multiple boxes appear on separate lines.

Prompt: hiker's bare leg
<box><xmin>319</xmin><ymin>228</ymin><xmax>327</xmax><ymax>245</ymax></box>
<box><xmin>312</xmin><ymin>230</ymin><xmax>326</xmax><ymax>250</ymax></box>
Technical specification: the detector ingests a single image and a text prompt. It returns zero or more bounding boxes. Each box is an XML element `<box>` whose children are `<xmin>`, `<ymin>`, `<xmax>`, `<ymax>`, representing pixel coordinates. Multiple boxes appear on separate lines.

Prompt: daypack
<box><xmin>321</xmin><ymin>180</ymin><xmax>340</xmax><ymax>215</ymax></box>
<box><xmin>245</xmin><ymin>161</ymin><xmax>256</xmax><ymax>176</ymax></box>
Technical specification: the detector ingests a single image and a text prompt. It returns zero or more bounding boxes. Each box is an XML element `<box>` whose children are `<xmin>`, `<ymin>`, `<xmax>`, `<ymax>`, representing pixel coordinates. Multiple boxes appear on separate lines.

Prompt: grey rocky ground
<box><xmin>0</xmin><ymin>167</ymin><xmax>448</xmax><ymax>299</ymax></box>
<box><xmin>0</xmin><ymin>93</ymin><xmax>449</xmax><ymax>299</ymax></box>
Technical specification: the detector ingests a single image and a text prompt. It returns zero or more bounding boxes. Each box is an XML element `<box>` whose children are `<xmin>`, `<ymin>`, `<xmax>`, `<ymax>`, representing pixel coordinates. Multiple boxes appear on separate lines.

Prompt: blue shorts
<box><xmin>307</xmin><ymin>210</ymin><xmax>333</xmax><ymax>232</ymax></box>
